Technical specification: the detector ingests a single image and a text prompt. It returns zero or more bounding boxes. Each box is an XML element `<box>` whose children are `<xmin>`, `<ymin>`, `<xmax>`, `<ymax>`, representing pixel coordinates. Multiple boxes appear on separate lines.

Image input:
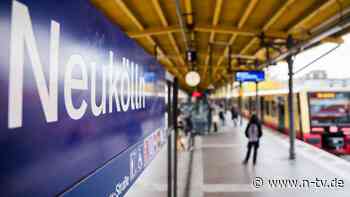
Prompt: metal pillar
<box><xmin>172</xmin><ymin>78</ymin><xmax>179</xmax><ymax>197</ymax></box>
<box><xmin>255</xmin><ymin>81</ymin><xmax>259</xmax><ymax>118</ymax></box>
<box><xmin>287</xmin><ymin>35</ymin><xmax>296</xmax><ymax>160</ymax></box>
<box><xmin>239</xmin><ymin>82</ymin><xmax>243</xmax><ymax>125</ymax></box>
<box><xmin>167</xmin><ymin>81</ymin><xmax>172</xmax><ymax>197</ymax></box>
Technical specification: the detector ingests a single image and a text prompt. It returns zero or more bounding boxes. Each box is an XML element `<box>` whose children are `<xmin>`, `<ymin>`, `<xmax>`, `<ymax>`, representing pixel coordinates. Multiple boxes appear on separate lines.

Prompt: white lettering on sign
<box><xmin>64</xmin><ymin>55</ymin><xmax>89</xmax><ymax>120</ymax></box>
<box><xmin>120</xmin><ymin>58</ymin><xmax>131</xmax><ymax>112</ymax></box>
<box><xmin>91</xmin><ymin>63</ymin><xmax>107</xmax><ymax>117</ymax></box>
<box><xmin>9</xmin><ymin>1</ymin><xmax>59</xmax><ymax>128</ymax></box>
<box><xmin>8</xmin><ymin>1</ymin><xmax>148</xmax><ymax>129</ymax></box>
<box><xmin>109</xmin><ymin>176</ymin><xmax>130</xmax><ymax>197</ymax></box>
<box><xmin>108</xmin><ymin>51</ymin><xmax>122</xmax><ymax>113</ymax></box>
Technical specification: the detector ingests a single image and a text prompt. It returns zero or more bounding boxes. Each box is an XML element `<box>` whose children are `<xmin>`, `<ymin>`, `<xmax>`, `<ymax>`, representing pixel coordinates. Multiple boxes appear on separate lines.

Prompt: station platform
<box><xmin>179</xmin><ymin>117</ymin><xmax>350</xmax><ymax>197</ymax></box>
<box><xmin>184</xmin><ymin>119</ymin><xmax>350</xmax><ymax>197</ymax></box>
<box><xmin>126</xmin><ymin>117</ymin><xmax>350</xmax><ymax>197</ymax></box>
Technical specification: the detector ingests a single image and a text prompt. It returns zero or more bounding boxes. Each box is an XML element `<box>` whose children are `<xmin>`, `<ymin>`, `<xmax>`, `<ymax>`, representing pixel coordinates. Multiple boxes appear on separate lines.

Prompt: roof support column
<box><xmin>255</xmin><ymin>81</ymin><xmax>259</xmax><ymax>119</ymax></box>
<box><xmin>172</xmin><ymin>78</ymin><xmax>179</xmax><ymax>197</ymax></box>
<box><xmin>166</xmin><ymin>80</ymin><xmax>173</xmax><ymax>197</ymax></box>
<box><xmin>239</xmin><ymin>82</ymin><xmax>243</xmax><ymax>126</ymax></box>
<box><xmin>286</xmin><ymin>35</ymin><xmax>296</xmax><ymax>160</ymax></box>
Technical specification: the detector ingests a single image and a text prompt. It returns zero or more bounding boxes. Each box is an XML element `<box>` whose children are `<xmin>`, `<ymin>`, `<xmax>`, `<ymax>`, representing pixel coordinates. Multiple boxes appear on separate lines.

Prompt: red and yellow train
<box><xmin>239</xmin><ymin>89</ymin><xmax>350</xmax><ymax>155</ymax></box>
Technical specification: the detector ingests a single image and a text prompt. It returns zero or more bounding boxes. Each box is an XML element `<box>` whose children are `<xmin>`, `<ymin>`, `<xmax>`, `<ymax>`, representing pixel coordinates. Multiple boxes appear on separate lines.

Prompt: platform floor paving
<box><xmin>126</xmin><ymin>117</ymin><xmax>350</xmax><ymax>197</ymax></box>
<box><xmin>186</xmin><ymin>119</ymin><xmax>350</xmax><ymax>197</ymax></box>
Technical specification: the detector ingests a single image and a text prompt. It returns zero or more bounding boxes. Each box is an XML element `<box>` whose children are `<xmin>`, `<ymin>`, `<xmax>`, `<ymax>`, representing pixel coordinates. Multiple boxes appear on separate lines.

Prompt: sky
<box><xmin>267</xmin><ymin>33</ymin><xmax>350</xmax><ymax>81</ymax></box>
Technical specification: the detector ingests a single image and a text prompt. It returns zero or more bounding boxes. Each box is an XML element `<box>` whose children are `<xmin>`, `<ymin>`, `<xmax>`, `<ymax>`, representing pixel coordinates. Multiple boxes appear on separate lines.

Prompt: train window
<box><xmin>247</xmin><ymin>97</ymin><xmax>252</xmax><ymax>111</ymax></box>
<box><xmin>271</xmin><ymin>101</ymin><xmax>276</xmax><ymax>117</ymax></box>
<box><xmin>249</xmin><ymin>98</ymin><xmax>256</xmax><ymax>111</ymax></box>
<box><xmin>265</xmin><ymin>101</ymin><xmax>270</xmax><ymax>115</ymax></box>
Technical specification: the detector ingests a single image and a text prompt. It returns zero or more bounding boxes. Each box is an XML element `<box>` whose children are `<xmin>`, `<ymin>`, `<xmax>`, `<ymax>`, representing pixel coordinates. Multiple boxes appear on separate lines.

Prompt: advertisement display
<box><xmin>0</xmin><ymin>0</ymin><xmax>166</xmax><ymax>196</ymax></box>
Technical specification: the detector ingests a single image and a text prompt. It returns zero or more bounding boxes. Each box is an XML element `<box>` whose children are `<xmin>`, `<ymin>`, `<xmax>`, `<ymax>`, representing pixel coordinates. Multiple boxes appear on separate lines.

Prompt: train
<box><xmin>238</xmin><ymin>89</ymin><xmax>350</xmax><ymax>155</ymax></box>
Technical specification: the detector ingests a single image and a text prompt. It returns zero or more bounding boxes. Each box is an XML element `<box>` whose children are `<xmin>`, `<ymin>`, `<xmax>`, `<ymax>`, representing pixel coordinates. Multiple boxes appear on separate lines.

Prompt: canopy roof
<box><xmin>91</xmin><ymin>0</ymin><xmax>350</xmax><ymax>91</ymax></box>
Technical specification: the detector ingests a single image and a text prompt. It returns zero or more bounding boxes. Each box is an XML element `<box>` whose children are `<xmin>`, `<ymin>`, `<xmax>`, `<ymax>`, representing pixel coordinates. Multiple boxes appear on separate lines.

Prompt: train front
<box><xmin>308</xmin><ymin>92</ymin><xmax>350</xmax><ymax>154</ymax></box>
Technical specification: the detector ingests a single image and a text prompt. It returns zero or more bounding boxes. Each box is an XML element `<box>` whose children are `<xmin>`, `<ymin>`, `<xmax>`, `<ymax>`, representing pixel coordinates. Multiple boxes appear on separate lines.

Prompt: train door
<box><xmin>260</xmin><ymin>97</ymin><xmax>265</xmax><ymax>122</ymax></box>
<box><xmin>248</xmin><ymin>97</ymin><xmax>252</xmax><ymax>112</ymax></box>
<box><xmin>278</xmin><ymin>97</ymin><xmax>285</xmax><ymax>132</ymax></box>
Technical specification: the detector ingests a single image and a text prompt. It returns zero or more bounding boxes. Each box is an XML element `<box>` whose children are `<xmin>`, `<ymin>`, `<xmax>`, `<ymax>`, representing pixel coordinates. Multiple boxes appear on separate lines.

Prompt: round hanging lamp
<box><xmin>185</xmin><ymin>71</ymin><xmax>200</xmax><ymax>87</ymax></box>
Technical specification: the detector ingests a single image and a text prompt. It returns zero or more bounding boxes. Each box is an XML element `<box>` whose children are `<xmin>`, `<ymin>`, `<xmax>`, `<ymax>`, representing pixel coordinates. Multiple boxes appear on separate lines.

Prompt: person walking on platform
<box><xmin>218</xmin><ymin>104</ymin><xmax>225</xmax><ymax>126</ymax></box>
<box><xmin>230</xmin><ymin>105</ymin><xmax>238</xmax><ymax>127</ymax></box>
<box><xmin>212</xmin><ymin>104</ymin><xmax>220</xmax><ymax>132</ymax></box>
<box><xmin>177</xmin><ymin>110</ymin><xmax>187</xmax><ymax>151</ymax></box>
<box><xmin>243</xmin><ymin>114</ymin><xmax>262</xmax><ymax>165</ymax></box>
<box><xmin>207</xmin><ymin>104</ymin><xmax>213</xmax><ymax>134</ymax></box>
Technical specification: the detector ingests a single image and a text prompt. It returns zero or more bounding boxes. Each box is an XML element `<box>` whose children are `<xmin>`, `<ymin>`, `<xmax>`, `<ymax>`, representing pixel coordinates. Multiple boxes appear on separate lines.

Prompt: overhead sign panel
<box><xmin>235</xmin><ymin>71</ymin><xmax>265</xmax><ymax>82</ymax></box>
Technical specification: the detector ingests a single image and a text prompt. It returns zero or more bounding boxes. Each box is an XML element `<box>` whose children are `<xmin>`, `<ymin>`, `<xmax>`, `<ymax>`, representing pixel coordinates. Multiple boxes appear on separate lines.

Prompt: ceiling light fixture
<box><xmin>185</xmin><ymin>71</ymin><xmax>200</xmax><ymax>87</ymax></box>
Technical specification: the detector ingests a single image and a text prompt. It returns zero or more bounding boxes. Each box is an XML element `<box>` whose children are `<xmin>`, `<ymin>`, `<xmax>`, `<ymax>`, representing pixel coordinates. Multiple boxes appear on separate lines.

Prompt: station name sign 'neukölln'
<box><xmin>0</xmin><ymin>1</ymin><xmax>166</xmax><ymax>196</ymax></box>
<box><xmin>8</xmin><ymin>1</ymin><xmax>147</xmax><ymax>129</ymax></box>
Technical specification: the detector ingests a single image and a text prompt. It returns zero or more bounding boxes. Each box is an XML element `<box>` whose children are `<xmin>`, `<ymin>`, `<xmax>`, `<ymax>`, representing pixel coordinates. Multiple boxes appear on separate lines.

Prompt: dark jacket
<box><xmin>231</xmin><ymin>107</ymin><xmax>238</xmax><ymax>118</ymax></box>
<box><xmin>244</xmin><ymin>118</ymin><xmax>262</xmax><ymax>139</ymax></box>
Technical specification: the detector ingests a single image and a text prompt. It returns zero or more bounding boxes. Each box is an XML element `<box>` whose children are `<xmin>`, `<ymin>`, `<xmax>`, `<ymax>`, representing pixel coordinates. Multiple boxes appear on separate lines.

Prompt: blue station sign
<box><xmin>235</xmin><ymin>71</ymin><xmax>265</xmax><ymax>82</ymax></box>
<box><xmin>0</xmin><ymin>0</ymin><xmax>166</xmax><ymax>196</ymax></box>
